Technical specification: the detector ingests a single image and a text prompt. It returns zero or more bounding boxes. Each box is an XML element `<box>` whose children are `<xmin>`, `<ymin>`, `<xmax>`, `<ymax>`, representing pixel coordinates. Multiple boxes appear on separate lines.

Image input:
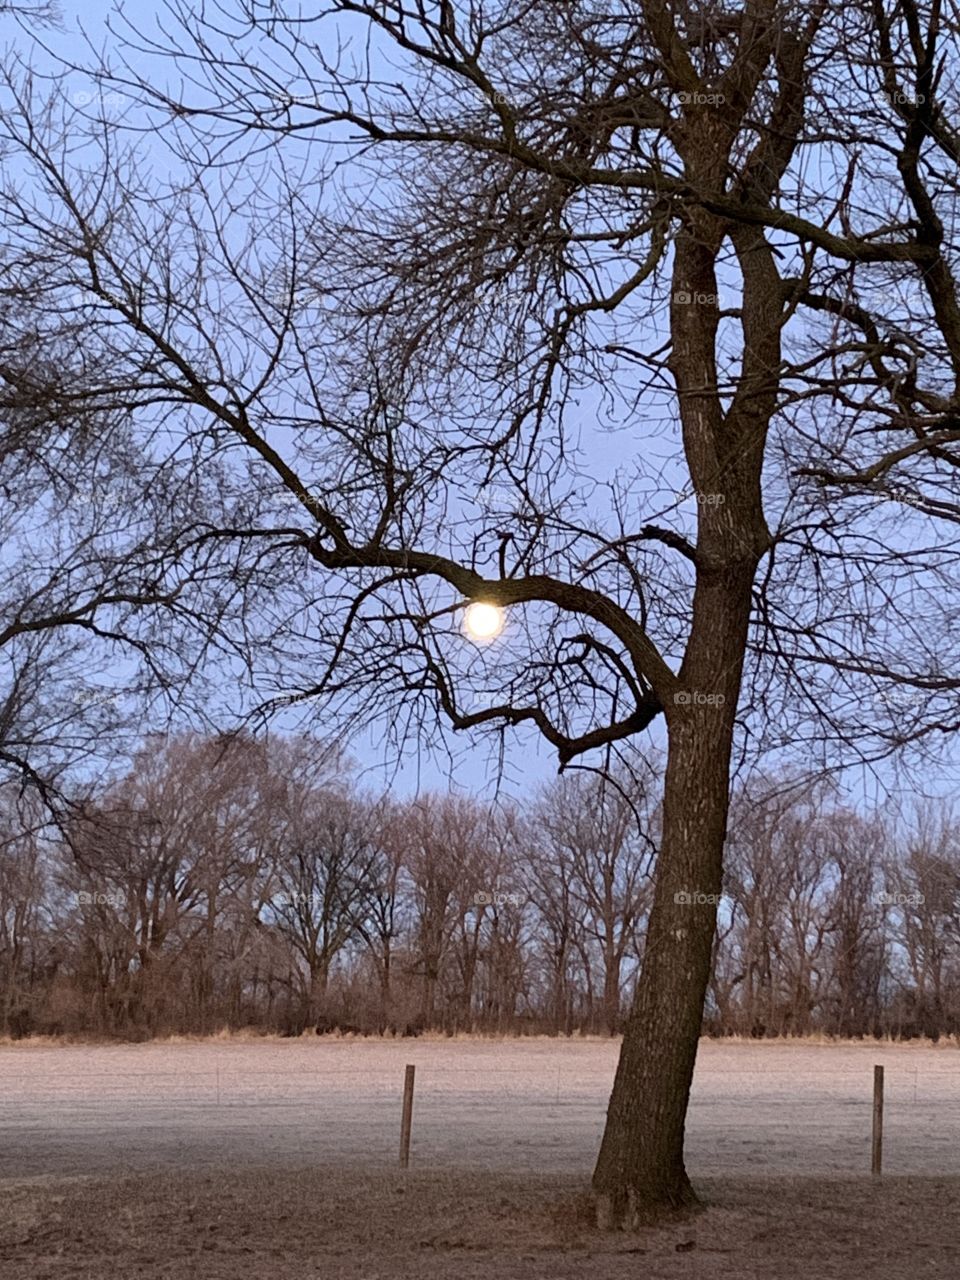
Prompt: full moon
<box><xmin>463</xmin><ymin>601</ymin><xmax>505</xmax><ymax>641</ymax></box>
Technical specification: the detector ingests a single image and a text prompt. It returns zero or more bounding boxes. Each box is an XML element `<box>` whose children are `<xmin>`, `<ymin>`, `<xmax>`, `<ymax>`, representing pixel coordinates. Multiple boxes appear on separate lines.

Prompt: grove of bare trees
<box><xmin>2</xmin><ymin>734</ymin><xmax>959</xmax><ymax>1048</ymax></box>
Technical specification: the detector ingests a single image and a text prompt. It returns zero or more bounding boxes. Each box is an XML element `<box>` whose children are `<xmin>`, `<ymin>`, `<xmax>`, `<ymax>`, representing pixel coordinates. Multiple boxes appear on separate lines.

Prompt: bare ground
<box><xmin>3</xmin><ymin>1167</ymin><xmax>960</xmax><ymax>1279</ymax></box>
<box><xmin>1</xmin><ymin>1037</ymin><xmax>958</xmax><ymax>1277</ymax></box>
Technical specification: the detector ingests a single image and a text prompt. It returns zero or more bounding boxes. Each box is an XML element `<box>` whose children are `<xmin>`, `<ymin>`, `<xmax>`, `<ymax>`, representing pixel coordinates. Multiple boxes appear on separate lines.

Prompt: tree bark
<box><xmin>593</xmin><ymin>207</ymin><xmax>776</xmax><ymax>1218</ymax></box>
<box><xmin>602</xmin><ymin>942</ymin><xmax>622</xmax><ymax>1036</ymax></box>
<box><xmin>592</xmin><ymin>589</ymin><xmax>750</xmax><ymax>1218</ymax></box>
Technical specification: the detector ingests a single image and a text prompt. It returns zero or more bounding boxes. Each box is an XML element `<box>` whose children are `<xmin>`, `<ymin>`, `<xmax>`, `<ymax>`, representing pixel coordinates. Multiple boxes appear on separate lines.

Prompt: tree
<box><xmin>819</xmin><ymin>812</ymin><xmax>886</xmax><ymax>1040</ymax></box>
<box><xmin>886</xmin><ymin>804</ymin><xmax>960</xmax><ymax>1040</ymax></box>
<box><xmin>397</xmin><ymin>795</ymin><xmax>474</xmax><ymax>1029</ymax></box>
<box><xmin>525</xmin><ymin>813</ymin><xmax>588</xmax><ymax>1036</ymax></box>
<box><xmin>5</xmin><ymin>0</ymin><xmax>960</xmax><ymax>1218</ymax></box>
<box><xmin>0</xmin><ymin>785</ymin><xmax>49</xmax><ymax>1036</ymax></box>
<box><xmin>63</xmin><ymin>733</ymin><xmax>279</xmax><ymax>1033</ymax></box>
<box><xmin>269</xmin><ymin>782</ymin><xmax>381</xmax><ymax>1027</ymax></box>
<box><xmin>352</xmin><ymin>802</ymin><xmax>408</xmax><ymax>1032</ymax></box>
<box><xmin>535</xmin><ymin>765</ymin><xmax>656</xmax><ymax>1033</ymax></box>
<box><xmin>0</xmin><ymin>295</ymin><xmax>249</xmax><ymax>805</ymax></box>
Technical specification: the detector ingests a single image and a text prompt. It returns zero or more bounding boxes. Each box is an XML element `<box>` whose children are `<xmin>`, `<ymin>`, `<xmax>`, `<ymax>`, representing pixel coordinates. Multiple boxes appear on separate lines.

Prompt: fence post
<box><xmin>399</xmin><ymin>1064</ymin><xmax>416</xmax><ymax>1169</ymax></box>
<box><xmin>872</xmin><ymin>1065</ymin><xmax>884</xmax><ymax>1177</ymax></box>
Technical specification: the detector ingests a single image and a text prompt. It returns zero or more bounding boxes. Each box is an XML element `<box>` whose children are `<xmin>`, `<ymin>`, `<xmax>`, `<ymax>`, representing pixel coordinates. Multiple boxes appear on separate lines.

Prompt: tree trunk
<box><xmin>591</xmin><ymin>195</ymin><xmax>776</xmax><ymax>1218</ymax></box>
<box><xmin>378</xmin><ymin>946</ymin><xmax>391</xmax><ymax>1032</ymax></box>
<box><xmin>305</xmin><ymin>964</ymin><xmax>328</xmax><ymax>1026</ymax></box>
<box><xmin>602</xmin><ymin>945</ymin><xmax>621</xmax><ymax>1036</ymax></box>
<box><xmin>592</xmin><ymin>682</ymin><xmax>740</xmax><ymax>1217</ymax></box>
<box><xmin>593</xmin><ymin>538</ymin><xmax>768</xmax><ymax>1210</ymax></box>
<box><xmin>592</xmin><ymin>516</ymin><xmax>769</xmax><ymax>1212</ymax></box>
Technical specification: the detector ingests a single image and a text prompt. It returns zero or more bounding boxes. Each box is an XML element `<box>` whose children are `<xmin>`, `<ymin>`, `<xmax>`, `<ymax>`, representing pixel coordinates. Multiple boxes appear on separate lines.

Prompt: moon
<box><xmin>463</xmin><ymin>601</ymin><xmax>505</xmax><ymax>641</ymax></box>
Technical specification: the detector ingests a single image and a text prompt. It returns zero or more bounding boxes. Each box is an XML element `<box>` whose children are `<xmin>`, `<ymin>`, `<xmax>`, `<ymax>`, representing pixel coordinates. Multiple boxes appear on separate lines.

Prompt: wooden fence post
<box><xmin>399</xmin><ymin>1064</ymin><xmax>416</xmax><ymax>1169</ymax></box>
<box><xmin>872</xmin><ymin>1065</ymin><xmax>884</xmax><ymax>1177</ymax></box>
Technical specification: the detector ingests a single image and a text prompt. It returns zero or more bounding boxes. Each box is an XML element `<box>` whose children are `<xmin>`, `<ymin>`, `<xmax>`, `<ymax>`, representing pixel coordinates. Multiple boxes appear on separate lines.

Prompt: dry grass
<box><xmin>712</xmin><ymin>1032</ymin><xmax>960</xmax><ymax>1050</ymax></box>
<box><xmin>2</xmin><ymin>1029</ymin><xmax>959</xmax><ymax>1048</ymax></box>
<box><xmin>0</xmin><ymin>1027</ymin><xmax>617</xmax><ymax>1047</ymax></box>
<box><xmin>2</xmin><ymin>1166</ymin><xmax>958</xmax><ymax>1279</ymax></box>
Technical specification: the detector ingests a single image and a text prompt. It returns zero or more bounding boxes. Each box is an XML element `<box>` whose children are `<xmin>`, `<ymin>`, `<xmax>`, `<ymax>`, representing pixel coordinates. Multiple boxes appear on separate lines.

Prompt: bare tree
<box><xmin>268</xmin><ymin>778</ymin><xmax>380</xmax><ymax>1029</ymax></box>
<box><xmin>535</xmin><ymin>765</ymin><xmax>656</xmax><ymax>1033</ymax></box>
<box><xmin>886</xmin><ymin>804</ymin><xmax>960</xmax><ymax>1040</ymax></box>
<box><xmin>397</xmin><ymin>795</ymin><xmax>474</xmax><ymax>1029</ymax></box>
<box><xmin>352</xmin><ymin>802</ymin><xmax>409</xmax><ymax>1032</ymax></box>
<box><xmin>5</xmin><ymin>0</ymin><xmax>960</xmax><ymax>1217</ymax></box>
<box><xmin>4</xmin><ymin>726</ymin><xmax>960</xmax><ymax>1047</ymax></box>
<box><xmin>818</xmin><ymin>812</ymin><xmax>886</xmax><ymax>1039</ymax></box>
<box><xmin>0</xmin><ymin>786</ymin><xmax>49</xmax><ymax>1035</ymax></box>
<box><xmin>525</xmin><ymin>819</ymin><xmax>587</xmax><ymax>1036</ymax></box>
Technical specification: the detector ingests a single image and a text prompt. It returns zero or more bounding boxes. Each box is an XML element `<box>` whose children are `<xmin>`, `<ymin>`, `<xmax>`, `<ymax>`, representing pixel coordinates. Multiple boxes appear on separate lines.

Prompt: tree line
<box><xmin>2</xmin><ymin>733</ymin><xmax>957</xmax><ymax>1042</ymax></box>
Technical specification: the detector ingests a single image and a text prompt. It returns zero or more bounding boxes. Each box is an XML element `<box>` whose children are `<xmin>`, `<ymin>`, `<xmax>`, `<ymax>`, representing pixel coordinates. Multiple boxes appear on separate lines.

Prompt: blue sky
<box><xmin>12</xmin><ymin>0</ymin><xmax>960</xmax><ymax>815</ymax></box>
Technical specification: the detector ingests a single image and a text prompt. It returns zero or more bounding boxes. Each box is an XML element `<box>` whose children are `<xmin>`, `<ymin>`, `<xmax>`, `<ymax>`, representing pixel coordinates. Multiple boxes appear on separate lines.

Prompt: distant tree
<box><xmin>269</xmin><ymin>783</ymin><xmax>381</xmax><ymax>1028</ymax></box>
<box><xmin>351</xmin><ymin>803</ymin><xmax>408</xmax><ymax>1032</ymax></box>
<box><xmin>0</xmin><ymin>786</ymin><xmax>49</xmax><ymax>1036</ymax></box>
<box><xmin>820</xmin><ymin>814</ymin><xmax>886</xmax><ymax>1039</ymax></box>
<box><xmin>397</xmin><ymin>795</ymin><xmax>479</xmax><ymax>1029</ymax></box>
<box><xmin>65</xmin><ymin>733</ymin><xmax>283</xmax><ymax>1033</ymax></box>
<box><xmin>886</xmin><ymin>805</ymin><xmax>960</xmax><ymax>1040</ymax></box>
<box><xmin>535</xmin><ymin>764</ymin><xmax>657</xmax><ymax>1033</ymax></box>
<box><xmin>525</xmin><ymin>819</ymin><xmax>587</xmax><ymax>1037</ymax></box>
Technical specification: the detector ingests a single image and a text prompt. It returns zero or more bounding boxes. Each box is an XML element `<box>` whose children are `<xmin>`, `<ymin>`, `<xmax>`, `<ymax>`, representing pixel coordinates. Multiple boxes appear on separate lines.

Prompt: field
<box><xmin>1</xmin><ymin>1037</ymin><xmax>958</xmax><ymax>1277</ymax></box>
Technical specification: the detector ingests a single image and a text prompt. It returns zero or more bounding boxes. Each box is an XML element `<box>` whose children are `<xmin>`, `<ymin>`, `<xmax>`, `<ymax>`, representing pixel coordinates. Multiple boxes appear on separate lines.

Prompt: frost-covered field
<box><xmin>0</xmin><ymin>1036</ymin><xmax>957</xmax><ymax>1179</ymax></box>
<box><xmin>2</xmin><ymin>1039</ymin><xmax>960</xmax><ymax>1279</ymax></box>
